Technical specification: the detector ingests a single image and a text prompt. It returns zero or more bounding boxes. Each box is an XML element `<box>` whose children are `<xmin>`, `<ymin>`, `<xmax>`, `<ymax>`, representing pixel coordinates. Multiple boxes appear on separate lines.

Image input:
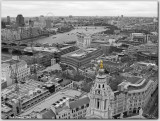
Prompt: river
<box><xmin>34</xmin><ymin>26</ymin><xmax>106</xmax><ymax>44</ymax></box>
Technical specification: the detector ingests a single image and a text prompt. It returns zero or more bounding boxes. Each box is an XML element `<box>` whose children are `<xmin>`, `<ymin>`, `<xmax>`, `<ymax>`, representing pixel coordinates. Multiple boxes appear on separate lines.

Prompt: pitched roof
<box><xmin>56</xmin><ymin>106</ymin><xmax>69</xmax><ymax>114</ymax></box>
<box><xmin>69</xmin><ymin>97</ymin><xmax>89</xmax><ymax>109</ymax></box>
<box><xmin>41</xmin><ymin>109</ymin><xmax>56</xmax><ymax>119</ymax></box>
<box><xmin>109</xmin><ymin>75</ymin><xmax>125</xmax><ymax>91</ymax></box>
<box><xmin>59</xmin><ymin>79</ymin><xmax>72</xmax><ymax>87</ymax></box>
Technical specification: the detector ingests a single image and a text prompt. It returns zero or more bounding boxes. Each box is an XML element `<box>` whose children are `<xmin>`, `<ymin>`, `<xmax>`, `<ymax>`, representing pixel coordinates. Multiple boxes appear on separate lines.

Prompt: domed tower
<box><xmin>86</xmin><ymin>60</ymin><xmax>114</xmax><ymax>119</ymax></box>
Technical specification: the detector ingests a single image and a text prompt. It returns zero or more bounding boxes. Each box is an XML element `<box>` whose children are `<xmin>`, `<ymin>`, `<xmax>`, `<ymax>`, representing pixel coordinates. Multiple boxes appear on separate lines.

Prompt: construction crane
<box><xmin>30</xmin><ymin>26</ymin><xmax>38</xmax><ymax>80</ymax></box>
<box><xmin>8</xmin><ymin>42</ymin><xmax>20</xmax><ymax>93</ymax></box>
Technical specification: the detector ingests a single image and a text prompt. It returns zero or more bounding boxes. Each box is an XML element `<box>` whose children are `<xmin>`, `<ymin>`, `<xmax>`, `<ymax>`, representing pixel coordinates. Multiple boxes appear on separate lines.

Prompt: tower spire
<box><xmin>100</xmin><ymin>60</ymin><xmax>103</xmax><ymax>69</ymax></box>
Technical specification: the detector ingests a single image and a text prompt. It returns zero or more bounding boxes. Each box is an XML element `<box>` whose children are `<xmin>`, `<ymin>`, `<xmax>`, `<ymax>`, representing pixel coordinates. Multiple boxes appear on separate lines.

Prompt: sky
<box><xmin>1</xmin><ymin>1</ymin><xmax>158</xmax><ymax>17</ymax></box>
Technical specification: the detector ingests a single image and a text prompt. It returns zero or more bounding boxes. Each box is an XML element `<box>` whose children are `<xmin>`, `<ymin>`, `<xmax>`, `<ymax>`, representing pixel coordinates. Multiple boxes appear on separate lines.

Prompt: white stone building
<box><xmin>76</xmin><ymin>33</ymin><xmax>91</xmax><ymax>49</ymax></box>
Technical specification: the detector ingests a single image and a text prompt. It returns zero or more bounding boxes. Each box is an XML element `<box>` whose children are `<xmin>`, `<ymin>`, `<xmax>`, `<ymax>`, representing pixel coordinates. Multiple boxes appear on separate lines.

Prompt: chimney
<box><xmin>65</xmin><ymin>100</ymin><xmax>70</xmax><ymax>107</ymax></box>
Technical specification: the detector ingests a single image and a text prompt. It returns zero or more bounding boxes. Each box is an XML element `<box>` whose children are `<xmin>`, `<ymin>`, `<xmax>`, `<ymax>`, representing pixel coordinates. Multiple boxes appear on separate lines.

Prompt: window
<box><xmin>86</xmin><ymin>104</ymin><xmax>89</xmax><ymax>107</ymax></box>
<box><xmin>97</xmin><ymin>90</ymin><xmax>101</xmax><ymax>94</ymax></box>
<box><xmin>97</xmin><ymin>99</ymin><xmax>100</xmax><ymax>109</ymax></box>
<box><xmin>76</xmin><ymin>108</ymin><xmax>79</xmax><ymax>112</ymax></box>
<box><xmin>102</xmin><ymin>84</ymin><xmax>104</xmax><ymax>88</ymax></box>
<box><xmin>99</xmin><ymin>84</ymin><xmax>101</xmax><ymax>88</ymax></box>
<box><xmin>81</xmin><ymin>105</ymin><xmax>84</xmax><ymax>109</ymax></box>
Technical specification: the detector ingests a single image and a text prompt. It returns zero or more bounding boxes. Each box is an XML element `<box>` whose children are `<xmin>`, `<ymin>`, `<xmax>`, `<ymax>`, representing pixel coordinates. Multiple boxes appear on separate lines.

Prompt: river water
<box><xmin>34</xmin><ymin>26</ymin><xmax>106</xmax><ymax>44</ymax></box>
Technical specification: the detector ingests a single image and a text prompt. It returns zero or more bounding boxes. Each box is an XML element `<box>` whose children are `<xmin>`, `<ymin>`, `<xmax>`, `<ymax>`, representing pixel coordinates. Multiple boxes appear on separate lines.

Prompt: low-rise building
<box><xmin>131</xmin><ymin>33</ymin><xmax>147</xmax><ymax>44</ymax></box>
<box><xmin>61</xmin><ymin>47</ymin><xmax>103</xmax><ymax>69</ymax></box>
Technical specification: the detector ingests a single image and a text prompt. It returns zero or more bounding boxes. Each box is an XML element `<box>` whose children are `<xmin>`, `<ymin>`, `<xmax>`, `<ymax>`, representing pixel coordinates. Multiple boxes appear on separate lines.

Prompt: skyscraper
<box><xmin>7</xmin><ymin>16</ymin><xmax>10</xmax><ymax>25</ymax></box>
<box><xmin>16</xmin><ymin>14</ymin><xmax>25</xmax><ymax>27</ymax></box>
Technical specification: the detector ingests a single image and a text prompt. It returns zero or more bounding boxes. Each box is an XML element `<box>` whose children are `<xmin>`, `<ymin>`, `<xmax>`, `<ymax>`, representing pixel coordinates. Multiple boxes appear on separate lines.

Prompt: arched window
<box><xmin>102</xmin><ymin>84</ymin><xmax>104</xmax><ymax>88</ymax></box>
<box><xmin>96</xmin><ymin>90</ymin><xmax>101</xmax><ymax>94</ymax></box>
<box><xmin>99</xmin><ymin>84</ymin><xmax>101</xmax><ymax>88</ymax></box>
<box><xmin>97</xmin><ymin>99</ymin><xmax>100</xmax><ymax>109</ymax></box>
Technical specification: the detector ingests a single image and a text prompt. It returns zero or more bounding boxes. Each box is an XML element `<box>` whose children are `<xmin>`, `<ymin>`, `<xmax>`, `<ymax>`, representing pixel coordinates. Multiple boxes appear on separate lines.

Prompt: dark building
<box><xmin>1</xmin><ymin>21</ymin><xmax>6</xmax><ymax>28</ymax></box>
<box><xmin>6</xmin><ymin>16</ymin><xmax>10</xmax><ymax>25</ymax></box>
<box><xmin>29</xmin><ymin>19</ymin><xmax>34</xmax><ymax>27</ymax></box>
<box><xmin>16</xmin><ymin>14</ymin><xmax>25</xmax><ymax>27</ymax></box>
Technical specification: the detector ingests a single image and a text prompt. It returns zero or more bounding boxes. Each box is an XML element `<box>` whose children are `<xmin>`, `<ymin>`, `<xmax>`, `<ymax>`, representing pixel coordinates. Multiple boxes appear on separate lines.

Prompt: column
<box><xmin>95</xmin><ymin>99</ymin><xmax>97</xmax><ymax>109</ymax></box>
<box><xmin>104</xmin><ymin>99</ymin><xmax>106</xmax><ymax>110</ymax></box>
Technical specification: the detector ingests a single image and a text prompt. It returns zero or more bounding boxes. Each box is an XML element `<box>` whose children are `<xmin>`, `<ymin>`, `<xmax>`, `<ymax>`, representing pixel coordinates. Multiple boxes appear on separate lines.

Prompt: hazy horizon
<box><xmin>1</xmin><ymin>1</ymin><xmax>158</xmax><ymax>17</ymax></box>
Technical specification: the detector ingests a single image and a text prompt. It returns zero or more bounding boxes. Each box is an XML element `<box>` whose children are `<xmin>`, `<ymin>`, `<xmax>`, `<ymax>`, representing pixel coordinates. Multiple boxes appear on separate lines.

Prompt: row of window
<box><xmin>72</xmin><ymin>104</ymin><xmax>89</xmax><ymax>114</ymax></box>
<box><xmin>22</xmin><ymin>91</ymin><xmax>50</xmax><ymax>109</ymax></box>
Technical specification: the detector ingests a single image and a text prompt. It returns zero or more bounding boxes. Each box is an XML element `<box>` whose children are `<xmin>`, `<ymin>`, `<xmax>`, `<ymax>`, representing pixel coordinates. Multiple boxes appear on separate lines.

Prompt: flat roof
<box><xmin>2</xmin><ymin>80</ymin><xmax>46</xmax><ymax>104</ymax></box>
<box><xmin>24</xmin><ymin>47</ymin><xmax>60</xmax><ymax>53</ymax></box>
<box><xmin>62</xmin><ymin>47</ymin><xmax>101</xmax><ymax>61</ymax></box>
<box><xmin>1</xmin><ymin>54</ymin><xmax>12</xmax><ymax>62</ymax></box>
<box><xmin>60</xmin><ymin>45</ymin><xmax>72</xmax><ymax>50</ymax></box>
<box><xmin>2</xmin><ymin>59</ymin><xmax>19</xmax><ymax>65</ymax></box>
<box><xmin>20</xmin><ymin>89</ymin><xmax>82</xmax><ymax>116</ymax></box>
<box><xmin>39</xmin><ymin>64</ymin><xmax>61</xmax><ymax>73</ymax></box>
<box><xmin>103</xmin><ymin>60</ymin><xmax>124</xmax><ymax>67</ymax></box>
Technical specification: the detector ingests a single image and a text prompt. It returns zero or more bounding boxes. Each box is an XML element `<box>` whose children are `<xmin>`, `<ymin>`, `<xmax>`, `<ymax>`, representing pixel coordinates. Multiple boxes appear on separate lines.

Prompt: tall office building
<box><xmin>16</xmin><ymin>14</ymin><xmax>25</xmax><ymax>27</ymax></box>
<box><xmin>46</xmin><ymin>19</ymin><xmax>52</xmax><ymax>28</ymax></box>
<box><xmin>86</xmin><ymin>60</ymin><xmax>114</xmax><ymax>119</ymax></box>
<box><xmin>7</xmin><ymin>16</ymin><xmax>10</xmax><ymax>25</ymax></box>
<box><xmin>39</xmin><ymin>15</ymin><xmax>46</xmax><ymax>28</ymax></box>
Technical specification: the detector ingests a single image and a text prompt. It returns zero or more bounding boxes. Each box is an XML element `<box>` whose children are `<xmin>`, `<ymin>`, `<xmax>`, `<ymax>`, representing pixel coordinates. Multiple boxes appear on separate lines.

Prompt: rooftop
<box><xmin>62</xmin><ymin>47</ymin><xmax>100</xmax><ymax>60</ymax></box>
<box><xmin>139</xmin><ymin>51</ymin><xmax>158</xmax><ymax>56</ymax></box>
<box><xmin>20</xmin><ymin>89</ymin><xmax>82</xmax><ymax>116</ymax></box>
<box><xmin>2</xmin><ymin>59</ymin><xmax>19</xmax><ymax>65</ymax></box>
<box><xmin>60</xmin><ymin>45</ymin><xmax>72</xmax><ymax>50</ymax></box>
<box><xmin>40</xmin><ymin>109</ymin><xmax>56</xmax><ymax>119</ymax></box>
<box><xmin>59</xmin><ymin>79</ymin><xmax>72</xmax><ymax>87</ymax></box>
<box><xmin>69</xmin><ymin>97</ymin><xmax>89</xmax><ymax>109</ymax></box>
<box><xmin>2</xmin><ymin>80</ymin><xmax>46</xmax><ymax>104</ymax></box>
<box><xmin>1</xmin><ymin>104</ymin><xmax>12</xmax><ymax>113</ymax></box>
<box><xmin>39</xmin><ymin>64</ymin><xmax>61</xmax><ymax>73</ymax></box>
<box><xmin>1</xmin><ymin>54</ymin><xmax>12</xmax><ymax>62</ymax></box>
<box><xmin>24</xmin><ymin>47</ymin><xmax>60</xmax><ymax>53</ymax></box>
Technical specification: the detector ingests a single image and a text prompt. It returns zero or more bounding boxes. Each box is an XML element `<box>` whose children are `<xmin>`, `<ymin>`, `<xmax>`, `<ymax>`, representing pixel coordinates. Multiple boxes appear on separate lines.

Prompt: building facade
<box><xmin>76</xmin><ymin>33</ymin><xmax>91</xmax><ymax>49</ymax></box>
<box><xmin>61</xmin><ymin>48</ymin><xmax>103</xmax><ymax>69</ymax></box>
<box><xmin>16</xmin><ymin>14</ymin><xmax>25</xmax><ymax>27</ymax></box>
<box><xmin>86</xmin><ymin>60</ymin><xmax>114</xmax><ymax>119</ymax></box>
<box><xmin>2</xmin><ymin>59</ymin><xmax>30</xmax><ymax>82</ymax></box>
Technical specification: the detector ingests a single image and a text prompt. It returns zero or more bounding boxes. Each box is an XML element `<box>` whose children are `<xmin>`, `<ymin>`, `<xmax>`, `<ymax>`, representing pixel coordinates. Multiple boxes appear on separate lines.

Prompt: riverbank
<box><xmin>34</xmin><ymin>26</ymin><xmax>107</xmax><ymax>44</ymax></box>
